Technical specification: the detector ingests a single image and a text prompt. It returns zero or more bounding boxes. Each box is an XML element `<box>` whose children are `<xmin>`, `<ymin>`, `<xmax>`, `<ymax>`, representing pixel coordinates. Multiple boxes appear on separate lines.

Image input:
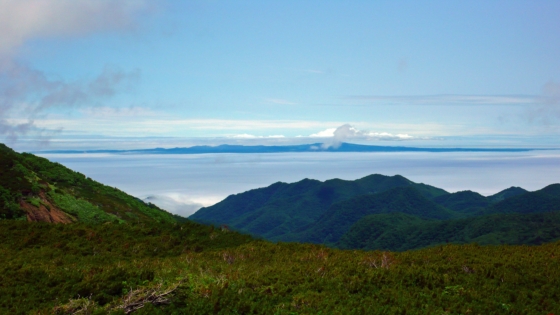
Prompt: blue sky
<box><xmin>1</xmin><ymin>0</ymin><xmax>559</xmax><ymax>150</ymax></box>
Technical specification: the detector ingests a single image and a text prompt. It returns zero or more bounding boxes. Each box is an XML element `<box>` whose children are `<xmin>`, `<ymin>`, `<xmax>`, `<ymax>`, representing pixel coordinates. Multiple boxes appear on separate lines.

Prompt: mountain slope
<box><xmin>480</xmin><ymin>184</ymin><xmax>560</xmax><ymax>216</ymax></box>
<box><xmin>432</xmin><ymin>190</ymin><xmax>491</xmax><ymax>214</ymax></box>
<box><xmin>338</xmin><ymin>210</ymin><xmax>560</xmax><ymax>251</ymax></box>
<box><xmin>0</xmin><ymin>143</ymin><xmax>178</xmax><ymax>224</ymax></box>
<box><xmin>292</xmin><ymin>186</ymin><xmax>457</xmax><ymax>245</ymax></box>
<box><xmin>487</xmin><ymin>186</ymin><xmax>528</xmax><ymax>203</ymax></box>
<box><xmin>190</xmin><ymin>174</ymin><xmax>448</xmax><ymax>240</ymax></box>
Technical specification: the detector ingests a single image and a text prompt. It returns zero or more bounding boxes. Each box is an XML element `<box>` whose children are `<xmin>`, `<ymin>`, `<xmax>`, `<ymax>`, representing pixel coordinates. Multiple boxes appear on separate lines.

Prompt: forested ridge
<box><xmin>191</xmin><ymin>172</ymin><xmax>560</xmax><ymax>252</ymax></box>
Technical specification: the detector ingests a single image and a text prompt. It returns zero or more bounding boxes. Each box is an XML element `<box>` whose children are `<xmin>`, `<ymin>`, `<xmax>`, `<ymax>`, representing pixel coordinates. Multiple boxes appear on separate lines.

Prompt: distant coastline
<box><xmin>37</xmin><ymin>142</ymin><xmax>543</xmax><ymax>154</ymax></box>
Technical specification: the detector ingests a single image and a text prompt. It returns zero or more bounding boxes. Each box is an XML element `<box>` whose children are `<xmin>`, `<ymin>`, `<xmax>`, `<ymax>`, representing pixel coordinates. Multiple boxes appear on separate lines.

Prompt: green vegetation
<box><xmin>1</xmin><ymin>220</ymin><xmax>559</xmax><ymax>314</ymax></box>
<box><xmin>0</xmin><ymin>143</ymin><xmax>177</xmax><ymax>224</ymax></box>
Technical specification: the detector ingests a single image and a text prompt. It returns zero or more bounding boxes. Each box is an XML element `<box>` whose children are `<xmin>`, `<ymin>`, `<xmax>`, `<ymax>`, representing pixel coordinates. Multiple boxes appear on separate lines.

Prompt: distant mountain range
<box><xmin>38</xmin><ymin>142</ymin><xmax>538</xmax><ymax>154</ymax></box>
<box><xmin>190</xmin><ymin>174</ymin><xmax>560</xmax><ymax>251</ymax></box>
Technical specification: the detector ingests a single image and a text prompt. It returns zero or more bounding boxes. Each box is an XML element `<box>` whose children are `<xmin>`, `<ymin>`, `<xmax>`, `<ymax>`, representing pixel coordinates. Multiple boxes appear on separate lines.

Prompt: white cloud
<box><xmin>0</xmin><ymin>0</ymin><xmax>152</xmax><ymax>56</ymax></box>
<box><xmin>309</xmin><ymin>128</ymin><xmax>336</xmax><ymax>137</ymax></box>
<box><xmin>319</xmin><ymin>124</ymin><xmax>416</xmax><ymax>148</ymax></box>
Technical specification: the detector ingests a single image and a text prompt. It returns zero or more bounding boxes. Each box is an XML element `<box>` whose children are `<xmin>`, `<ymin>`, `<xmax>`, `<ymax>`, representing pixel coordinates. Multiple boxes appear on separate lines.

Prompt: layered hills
<box><xmin>0</xmin><ymin>143</ymin><xmax>179</xmax><ymax>224</ymax></box>
<box><xmin>191</xmin><ymin>174</ymin><xmax>560</xmax><ymax>251</ymax></box>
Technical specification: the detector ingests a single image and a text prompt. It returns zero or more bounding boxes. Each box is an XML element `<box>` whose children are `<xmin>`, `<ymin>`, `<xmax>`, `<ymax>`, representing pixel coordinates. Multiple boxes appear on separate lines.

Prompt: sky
<box><xmin>1</xmin><ymin>0</ymin><xmax>560</xmax><ymax>151</ymax></box>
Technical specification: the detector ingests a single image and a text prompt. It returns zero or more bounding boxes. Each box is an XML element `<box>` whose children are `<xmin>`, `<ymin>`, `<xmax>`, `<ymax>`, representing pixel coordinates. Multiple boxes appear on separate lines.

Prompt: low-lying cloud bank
<box><xmin>143</xmin><ymin>194</ymin><xmax>206</xmax><ymax>218</ymax></box>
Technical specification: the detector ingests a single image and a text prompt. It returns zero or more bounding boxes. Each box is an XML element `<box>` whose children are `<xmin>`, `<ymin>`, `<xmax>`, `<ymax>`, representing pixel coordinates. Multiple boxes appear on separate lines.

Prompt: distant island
<box><xmin>38</xmin><ymin>142</ymin><xmax>540</xmax><ymax>154</ymax></box>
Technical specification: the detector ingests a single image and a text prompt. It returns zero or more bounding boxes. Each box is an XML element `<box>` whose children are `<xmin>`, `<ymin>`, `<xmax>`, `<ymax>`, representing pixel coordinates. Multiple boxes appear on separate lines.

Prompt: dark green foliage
<box><xmin>294</xmin><ymin>186</ymin><xmax>457</xmax><ymax>245</ymax></box>
<box><xmin>432</xmin><ymin>190</ymin><xmax>491</xmax><ymax>214</ymax></box>
<box><xmin>481</xmin><ymin>184</ymin><xmax>560</xmax><ymax>216</ymax></box>
<box><xmin>190</xmin><ymin>174</ymin><xmax>448</xmax><ymax>241</ymax></box>
<box><xmin>0</xmin><ymin>220</ymin><xmax>253</xmax><ymax>314</ymax></box>
<box><xmin>339</xmin><ymin>211</ymin><xmax>560</xmax><ymax>251</ymax></box>
<box><xmin>2</xmin><ymin>220</ymin><xmax>559</xmax><ymax>314</ymax></box>
<box><xmin>0</xmin><ymin>143</ymin><xmax>179</xmax><ymax>224</ymax></box>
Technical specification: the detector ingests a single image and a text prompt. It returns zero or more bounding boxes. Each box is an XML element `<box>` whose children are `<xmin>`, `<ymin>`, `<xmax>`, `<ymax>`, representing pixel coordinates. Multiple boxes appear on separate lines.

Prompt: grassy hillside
<box><xmin>0</xmin><ymin>143</ymin><xmax>178</xmax><ymax>224</ymax></box>
<box><xmin>190</xmin><ymin>174</ymin><xmax>448</xmax><ymax>240</ymax></box>
<box><xmin>1</xmin><ymin>219</ymin><xmax>559</xmax><ymax>314</ymax></box>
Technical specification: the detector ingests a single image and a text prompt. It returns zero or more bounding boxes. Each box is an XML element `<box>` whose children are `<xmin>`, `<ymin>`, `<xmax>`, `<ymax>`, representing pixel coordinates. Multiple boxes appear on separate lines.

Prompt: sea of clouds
<box><xmin>38</xmin><ymin>150</ymin><xmax>560</xmax><ymax>217</ymax></box>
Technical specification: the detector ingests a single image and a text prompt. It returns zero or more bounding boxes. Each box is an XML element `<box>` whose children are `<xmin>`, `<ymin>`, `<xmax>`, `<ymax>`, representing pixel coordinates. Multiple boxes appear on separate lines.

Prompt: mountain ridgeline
<box><xmin>0</xmin><ymin>143</ymin><xmax>180</xmax><ymax>224</ymax></box>
<box><xmin>191</xmin><ymin>174</ymin><xmax>560</xmax><ymax>251</ymax></box>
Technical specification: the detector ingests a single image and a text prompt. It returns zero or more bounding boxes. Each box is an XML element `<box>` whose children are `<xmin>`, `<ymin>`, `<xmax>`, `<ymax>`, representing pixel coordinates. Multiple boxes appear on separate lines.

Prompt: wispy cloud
<box><xmin>342</xmin><ymin>94</ymin><xmax>538</xmax><ymax>106</ymax></box>
<box><xmin>524</xmin><ymin>81</ymin><xmax>560</xmax><ymax>125</ymax></box>
<box><xmin>80</xmin><ymin>106</ymin><xmax>157</xmax><ymax>118</ymax></box>
<box><xmin>19</xmin><ymin>117</ymin><xmax>342</xmax><ymax>137</ymax></box>
<box><xmin>0</xmin><ymin>63</ymin><xmax>140</xmax><ymax>142</ymax></box>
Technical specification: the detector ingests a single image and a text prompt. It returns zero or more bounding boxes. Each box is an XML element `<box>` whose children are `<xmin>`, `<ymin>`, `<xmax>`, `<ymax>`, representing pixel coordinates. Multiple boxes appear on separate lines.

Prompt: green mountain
<box><xmin>190</xmin><ymin>174</ymin><xmax>448</xmax><ymax>240</ymax></box>
<box><xmin>190</xmin><ymin>173</ymin><xmax>560</xmax><ymax>252</ymax></box>
<box><xmin>432</xmin><ymin>190</ymin><xmax>491</xmax><ymax>214</ymax></box>
<box><xmin>338</xmin><ymin>211</ymin><xmax>560</xmax><ymax>251</ymax></box>
<box><xmin>0</xmin><ymin>143</ymin><xmax>178</xmax><ymax>224</ymax></box>
<box><xmin>292</xmin><ymin>186</ymin><xmax>457</xmax><ymax>245</ymax></box>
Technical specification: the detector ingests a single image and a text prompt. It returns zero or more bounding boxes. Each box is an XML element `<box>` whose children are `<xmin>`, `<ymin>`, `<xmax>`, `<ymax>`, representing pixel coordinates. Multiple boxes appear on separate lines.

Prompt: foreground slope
<box><xmin>0</xmin><ymin>143</ymin><xmax>177</xmax><ymax>224</ymax></box>
<box><xmin>2</xmin><ymin>220</ymin><xmax>559</xmax><ymax>314</ymax></box>
<box><xmin>190</xmin><ymin>174</ymin><xmax>448</xmax><ymax>240</ymax></box>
